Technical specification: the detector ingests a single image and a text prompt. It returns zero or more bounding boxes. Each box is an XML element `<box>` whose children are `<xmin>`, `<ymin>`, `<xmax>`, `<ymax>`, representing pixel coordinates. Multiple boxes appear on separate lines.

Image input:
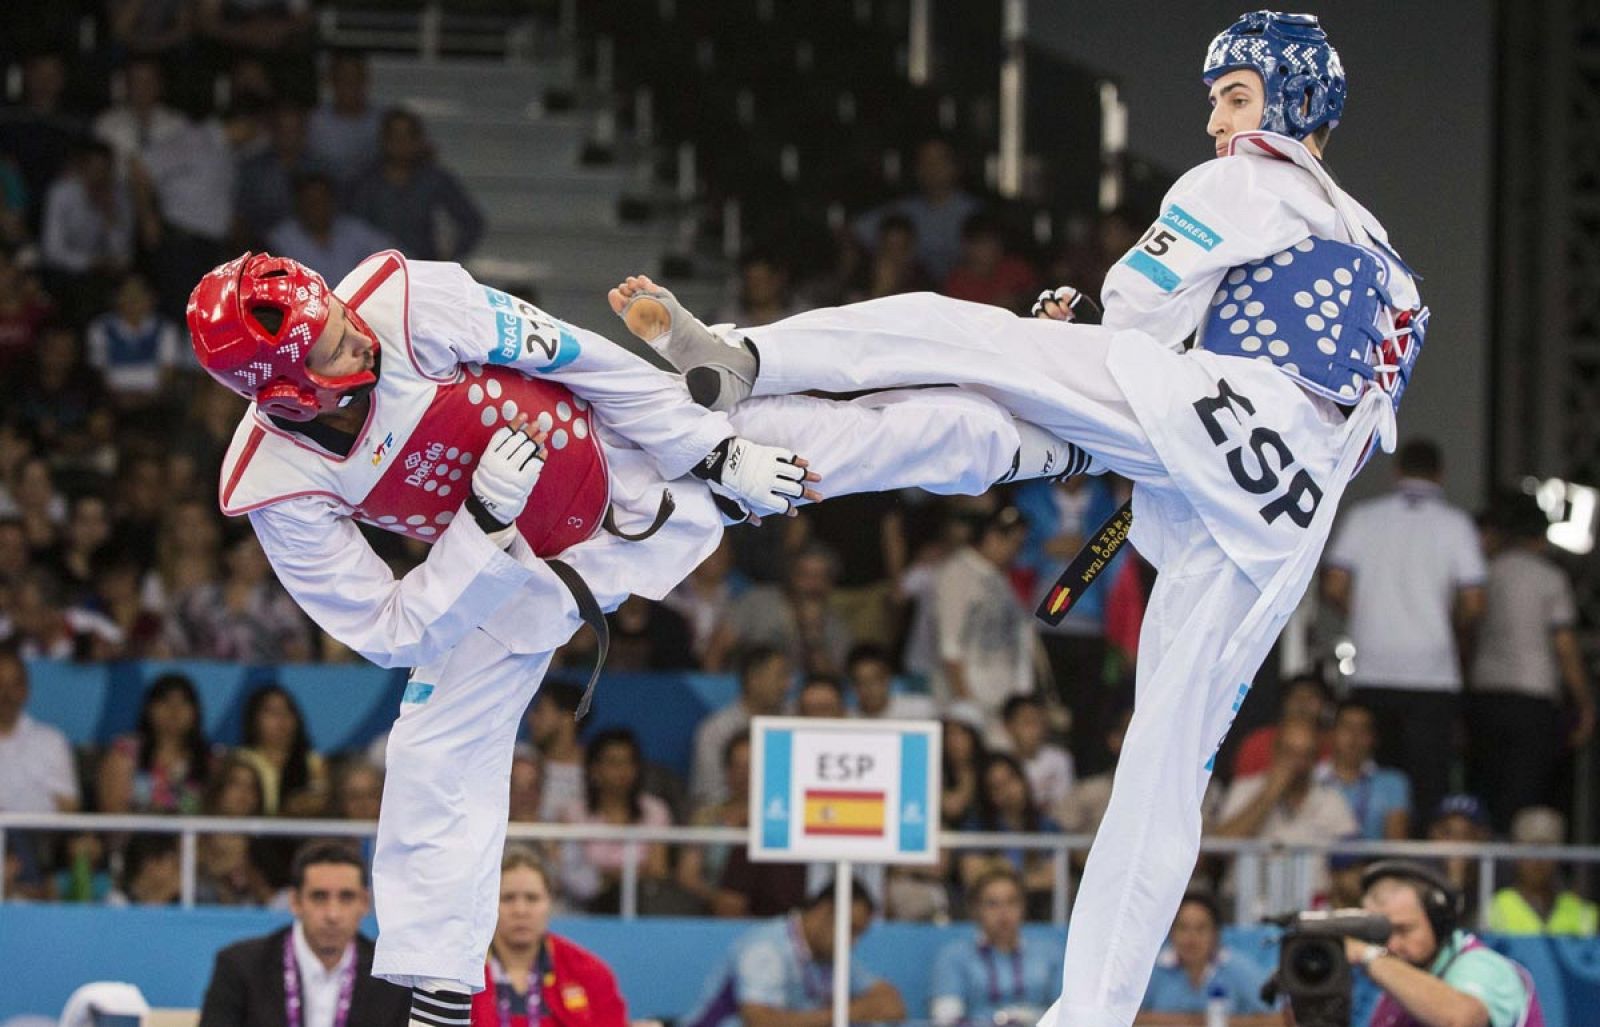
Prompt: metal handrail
<box><xmin>5</xmin><ymin>813</ymin><xmax>1599</xmax><ymax>927</ymax></box>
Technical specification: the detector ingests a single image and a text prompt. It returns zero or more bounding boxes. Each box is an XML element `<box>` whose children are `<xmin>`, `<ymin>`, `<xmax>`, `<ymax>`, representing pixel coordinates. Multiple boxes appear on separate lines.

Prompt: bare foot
<box><xmin>606</xmin><ymin>274</ymin><xmax>672</xmax><ymax>341</ymax></box>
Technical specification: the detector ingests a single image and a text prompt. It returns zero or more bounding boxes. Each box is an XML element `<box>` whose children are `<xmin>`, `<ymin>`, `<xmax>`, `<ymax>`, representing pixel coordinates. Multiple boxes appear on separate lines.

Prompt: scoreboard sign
<box><xmin>748</xmin><ymin>716</ymin><xmax>942</xmax><ymax>865</ymax></box>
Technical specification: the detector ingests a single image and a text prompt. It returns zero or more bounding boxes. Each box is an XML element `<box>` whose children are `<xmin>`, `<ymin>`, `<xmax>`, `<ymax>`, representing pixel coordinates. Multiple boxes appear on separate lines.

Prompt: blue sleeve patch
<box><xmin>1160</xmin><ymin>204</ymin><xmax>1223</xmax><ymax>250</ymax></box>
<box><xmin>483</xmin><ymin>286</ymin><xmax>581</xmax><ymax>372</ymax></box>
<box><xmin>402</xmin><ymin>681</ymin><xmax>435</xmax><ymax>705</ymax></box>
<box><xmin>1123</xmin><ymin>250</ymin><xmax>1182</xmax><ymax>292</ymax></box>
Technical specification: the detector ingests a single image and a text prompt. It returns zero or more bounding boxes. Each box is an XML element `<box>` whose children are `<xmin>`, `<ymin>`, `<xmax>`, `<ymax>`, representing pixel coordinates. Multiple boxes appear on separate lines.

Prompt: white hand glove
<box><xmin>470</xmin><ymin>424</ymin><xmax>546</xmax><ymax>527</ymax></box>
<box><xmin>696</xmin><ymin>436</ymin><xmax>806</xmax><ymax>518</ymax></box>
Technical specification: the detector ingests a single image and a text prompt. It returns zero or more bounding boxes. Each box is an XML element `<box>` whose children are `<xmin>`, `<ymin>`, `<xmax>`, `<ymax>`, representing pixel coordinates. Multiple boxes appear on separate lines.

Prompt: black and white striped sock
<box><xmin>409</xmin><ymin>988</ymin><xmax>471</xmax><ymax>1027</ymax></box>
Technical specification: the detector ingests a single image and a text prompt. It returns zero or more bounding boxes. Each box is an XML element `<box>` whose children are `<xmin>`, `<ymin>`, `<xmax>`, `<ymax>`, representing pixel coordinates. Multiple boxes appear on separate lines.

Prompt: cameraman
<box><xmin>1348</xmin><ymin>861</ymin><xmax>1541</xmax><ymax>1027</ymax></box>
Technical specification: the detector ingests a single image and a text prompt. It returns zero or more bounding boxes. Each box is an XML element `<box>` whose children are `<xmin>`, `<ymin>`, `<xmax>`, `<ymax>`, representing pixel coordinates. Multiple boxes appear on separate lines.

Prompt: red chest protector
<box><xmin>219</xmin><ymin>252</ymin><xmax>610</xmax><ymax>558</ymax></box>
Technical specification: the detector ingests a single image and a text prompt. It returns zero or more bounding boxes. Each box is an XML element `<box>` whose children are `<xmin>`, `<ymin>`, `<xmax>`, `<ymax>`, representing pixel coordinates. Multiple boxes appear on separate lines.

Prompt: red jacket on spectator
<box><xmin>470</xmin><ymin>934</ymin><xmax>627</xmax><ymax>1027</ymax></box>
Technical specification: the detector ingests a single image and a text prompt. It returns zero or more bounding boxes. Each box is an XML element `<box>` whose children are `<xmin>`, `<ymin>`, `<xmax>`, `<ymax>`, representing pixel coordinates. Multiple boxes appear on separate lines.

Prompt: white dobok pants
<box><xmin>743</xmin><ymin>293</ymin><xmax>1391</xmax><ymax>1027</ymax></box>
<box><xmin>372</xmin><ymin>385</ymin><xmax>1022</xmax><ymax>990</ymax></box>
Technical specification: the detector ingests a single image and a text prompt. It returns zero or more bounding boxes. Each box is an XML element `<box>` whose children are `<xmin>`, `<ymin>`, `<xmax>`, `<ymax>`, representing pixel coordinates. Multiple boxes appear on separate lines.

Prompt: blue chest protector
<box><xmin>1196</xmin><ymin>236</ymin><xmax>1427</xmax><ymax>410</ymax></box>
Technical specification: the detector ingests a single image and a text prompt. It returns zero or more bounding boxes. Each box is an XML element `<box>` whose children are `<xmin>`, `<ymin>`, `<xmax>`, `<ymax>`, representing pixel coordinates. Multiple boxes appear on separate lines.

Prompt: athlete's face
<box><xmin>1206</xmin><ymin>69</ymin><xmax>1267</xmax><ymax>158</ymax></box>
<box><xmin>305</xmin><ymin>298</ymin><xmax>376</xmax><ymax>380</ymax></box>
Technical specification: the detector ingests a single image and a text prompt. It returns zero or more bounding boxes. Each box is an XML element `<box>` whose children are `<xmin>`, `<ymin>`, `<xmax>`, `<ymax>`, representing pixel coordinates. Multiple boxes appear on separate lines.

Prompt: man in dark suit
<box><xmin>199</xmin><ymin>839</ymin><xmax>410</xmax><ymax>1027</ymax></box>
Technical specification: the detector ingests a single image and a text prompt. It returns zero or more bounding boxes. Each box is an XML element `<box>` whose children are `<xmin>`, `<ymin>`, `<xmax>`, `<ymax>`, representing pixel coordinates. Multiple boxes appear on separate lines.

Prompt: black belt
<box><xmin>602</xmin><ymin>488</ymin><xmax>676</xmax><ymax>541</ymax></box>
<box><xmin>545</xmin><ymin>558</ymin><xmax>609</xmax><ymax>720</ymax></box>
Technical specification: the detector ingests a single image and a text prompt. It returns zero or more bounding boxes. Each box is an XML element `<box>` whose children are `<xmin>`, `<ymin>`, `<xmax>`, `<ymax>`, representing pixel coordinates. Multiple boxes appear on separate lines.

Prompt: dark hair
<box><xmin>537</xmin><ymin>681</ymin><xmax>584</xmax><ymax>717</ymax></box>
<box><xmin>1333</xmin><ymin>699</ymin><xmax>1375</xmax><ymax>726</ymax></box>
<box><xmin>960</xmin><ymin>210</ymin><xmax>1002</xmax><ymax>241</ymax></box>
<box><xmin>290</xmin><ymin>839</ymin><xmax>368</xmax><ymax>890</ymax></box>
<box><xmin>723</xmin><ymin>729</ymin><xmax>751</xmax><ymax>769</ymax></box>
<box><xmin>1001</xmin><ymin>694</ymin><xmax>1043</xmax><ymax>723</ymax></box>
<box><xmin>979</xmin><ymin>504</ymin><xmax>1025</xmax><ymax>541</ymax></box>
<box><xmin>136</xmin><ymin>674</ymin><xmax>210</xmax><ymax>788</ymax></box>
<box><xmin>845</xmin><ymin>643</ymin><xmax>893</xmax><ymax>674</ymax></box>
<box><xmin>975</xmin><ymin>753</ymin><xmax>1042</xmax><ymax>832</ymax></box>
<box><xmin>1485</xmin><ymin>488</ymin><xmax>1549</xmax><ymax>541</ymax></box>
<box><xmin>736</xmin><ymin>645</ymin><xmax>786</xmax><ymax>693</ymax></box>
<box><xmin>1396</xmin><ymin>438</ymin><xmax>1443</xmax><ymax>478</ymax></box>
<box><xmin>122</xmin><ymin>833</ymin><xmax>178</xmax><ymax>886</ymax></box>
<box><xmin>1282</xmin><ymin>672</ymin><xmax>1332</xmax><ymax>706</ymax></box>
<box><xmin>203</xmin><ymin>753</ymin><xmax>264</xmax><ymax>815</ymax></box>
<box><xmin>242</xmin><ymin>683</ymin><xmax>313</xmax><ymax>800</ymax></box>
<box><xmin>292</xmin><ymin>170</ymin><xmax>335</xmax><ymax>196</ymax></box>
<box><xmin>878</xmin><ymin>212</ymin><xmax>916</xmax><ymax>239</ymax></box>
<box><xmin>800</xmin><ymin>674</ymin><xmax>845</xmax><ymax>700</ymax></box>
<box><xmin>380</xmin><ymin>106</ymin><xmax>423</xmax><ymax>136</ymax></box>
<box><xmin>584</xmin><ymin>727</ymin><xmax>645</xmax><ymax>822</ymax></box>
<box><xmin>1177</xmin><ymin>889</ymin><xmax>1223</xmax><ymax>929</ymax></box>
<box><xmin>941</xmin><ymin>718</ymin><xmax>987</xmax><ymax>782</ymax></box>
<box><xmin>0</xmin><ymin>637</ymin><xmax>23</xmax><ymax>669</ymax></box>
<box><xmin>967</xmin><ymin>864</ymin><xmax>1024</xmax><ymax>909</ymax></box>
<box><xmin>804</xmin><ymin>874</ymin><xmax>877</xmax><ymax>914</ymax></box>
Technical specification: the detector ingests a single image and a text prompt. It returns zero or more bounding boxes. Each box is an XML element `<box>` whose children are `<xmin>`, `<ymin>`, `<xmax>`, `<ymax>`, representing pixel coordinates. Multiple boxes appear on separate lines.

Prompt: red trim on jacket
<box><xmin>470</xmin><ymin>934</ymin><xmax>628</xmax><ymax>1027</ymax></box>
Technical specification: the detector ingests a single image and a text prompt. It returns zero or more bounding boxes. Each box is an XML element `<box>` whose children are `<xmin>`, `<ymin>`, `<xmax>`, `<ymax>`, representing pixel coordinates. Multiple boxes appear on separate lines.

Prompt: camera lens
<box><xmin>1290</xmin><ymin>939</ymin><xmax>1336</xmax><ymax>986</ymax></box>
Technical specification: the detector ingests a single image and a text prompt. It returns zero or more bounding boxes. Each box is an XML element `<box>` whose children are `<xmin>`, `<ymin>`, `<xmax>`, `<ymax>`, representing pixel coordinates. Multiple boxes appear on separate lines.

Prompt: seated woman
<box><xmin>194</xmin><ymin>754</ymin><xmax>275</xmax><ymax>906</ymax></box>
<box><xmin>555</xmin><ymin>728</ymin><xmax>672</xmax><ymax>911</ymax></box>
<box><xmin>958</xmin><ymin>753</ymin><xmax>1060</xmax><ymax>919</ymax></box>
<box><xmin>96</xmin><ymin>673</ymin><xmax>214</xmax><ymax>815</ymax></box>
<box><xmin>1140</xmin><ymin>891</ymin><xmax>1273</xmax><ymax>1019</ymax></box>
<box><xmin>930</xmin><ymin>865</ymin><xmax>1062</xmax><ymax>1026</ymax></box>
<box><xmin>236</xmin><ymin>682</ymin><xmax>328</xmax><ymax>816</ymax></box>
<box><xmin>471</xmin><ymin>845</ymin><xmax>627</xmax><ymax>1027</ymax></box>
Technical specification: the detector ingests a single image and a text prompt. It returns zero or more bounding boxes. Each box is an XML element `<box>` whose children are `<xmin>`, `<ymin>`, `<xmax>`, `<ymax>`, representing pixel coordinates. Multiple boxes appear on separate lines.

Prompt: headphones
<box><xmin>1360</xmin><ymin>859</ymin><xmax>1464</xmax><ymax>943</ymax></box>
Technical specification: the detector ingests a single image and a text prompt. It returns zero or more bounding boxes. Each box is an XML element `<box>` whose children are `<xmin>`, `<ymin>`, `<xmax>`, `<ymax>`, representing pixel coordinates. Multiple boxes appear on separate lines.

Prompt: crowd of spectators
<box><xmin>0</xmin><ymin>11</ymin><xmax>1595</xmax><ymax>980</ymax></box>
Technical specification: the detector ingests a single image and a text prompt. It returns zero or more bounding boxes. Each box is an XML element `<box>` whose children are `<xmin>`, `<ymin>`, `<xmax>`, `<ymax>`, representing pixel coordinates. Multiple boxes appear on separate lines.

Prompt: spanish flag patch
<box><xmin>803</xmin><ymin>789</ymin><xmax>886</xmax><ymax>837</ymax></box>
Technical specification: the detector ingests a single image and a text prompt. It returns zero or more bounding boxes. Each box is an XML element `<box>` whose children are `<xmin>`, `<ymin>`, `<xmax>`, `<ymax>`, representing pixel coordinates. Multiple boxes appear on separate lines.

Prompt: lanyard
<box><xmin>283</xmin><ymin>932</ymin><xmax>355</xmax><ymax>1027</ymax></box>
<box><xmin>490</xmin><ymin>948</ymin><xmax>547</xmax><ymax>1027</ymax></box>
<box><xmin>980</xmin><ymin>944</ymin><xmax>1026</xmax><ymax>1006</ymax></box>
<box><xmin>788</xmin><ymin>917</ymin><xmax>832</xmax><ymax>1006</ymax></box>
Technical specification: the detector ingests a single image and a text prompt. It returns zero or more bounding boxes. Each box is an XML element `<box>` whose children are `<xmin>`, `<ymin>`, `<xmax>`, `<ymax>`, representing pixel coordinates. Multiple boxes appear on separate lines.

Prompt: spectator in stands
<box><xmin>0</xmin><ymin>642</ymin><xmax>79</xmax><ymax>813</ymax></box>
<box><xmin>167</xmin><ymin>387</ymin><xmax>246</xmax><ymax>501</ymax></box>
<box><xmin>1427</xmin><ymin>794</ymin><xmax>1493</xmax><ymax>923</ymax></box>
<box><xmin>797</xmin><ymin>673</ymin><xmax>847</xmax><ymax>718</ymax></box>
<box><xmin>84</xmin><ymin>272</ymin><xmax>184</xmax><ymax>407</ymax></box>
<box><xmin>1211</xmin><ymin>720</ymin><xmax>1358</xmax><ymax>915</ymax></box>
<box><xmin>167</xmin><ymin>532</ymin><xmax>314</xmax><ymax>663</ymax></box>
<box><xmin>234</xmin><ymin>101</ymin><xmax>321</xmax><ymax>244</ymax></box>
<box><xmin>1002</xmin><ymin>694</ymin><xmax>1074</xmax><ymax>815</ymax></box>
<box><xmin>507</xmin><ymin>749</ymin><xmax>545</xmax><ymax>825</ymax></box>
<box><xmin>195</xmin><ymin>754</ymin><xmax>274</xmax><ymax>906</ymax></box>
<box><xmin>1323</xmin><ymin>438</ymin><xmax>1487</xmax><ymax>827</ymax></box>
<box><xmin>473</xmin><ymin>845</ymin><xmax>628</xmax><ymax>1027</ymax></box>
<box><xmin>848</xmin><ymin>213</ymin><xmax>933</xmax><ymax>301</ymax></box>
<box><xmin>959</xmin><ymin>753</ymin><xmax>1060</xmax><ymax>917</ymax></box>
<box><xmin>6</xmin><ymin>566</ymin><xmax>124</xmax><ymax>660</ymax></box>
<box><xmin>151</xmin><ymin>495</ymin><xmax>225</xmax><ymax>610</ymax></box>
<box><xmin>1056</xmin><ymin>704</ymin><xmax>1131</xmax><ymax>844</ymax></box>
<box><xmin>108</xmin><ymin>0</ymin><xmax>196</xmax><ymax>59</ymax></box>
<box><xmin>690</xmin><ymin>646</ymin><xmax>791</xmax><ymax>805</ymax></box>
<box><xmin>0</xmin><ymin>517</ymin><xmax>27</xmax><ymax>593</ymax></box>
<box><xmin>48</xmin><ymin>493</ymin><xmax>112</xmax><ymax>600</ymax></box>
<box><xmin>855</xmin><ymin>136</ymin><xmax>980</xmax><ymax>283</ymax></box>
<box><xmin>97</xmin><ymin>672</ymin><xmax>213</xmax><ymax>815</ymax></box>
<box><xmin>41</xmin><ymin>141</ymin><xmax>134</xmax><ymax>316</ymax></box>
<box><xmin>236</xmin><ymin>682</ymin><xmax>328</xmax><ymax>816</ymax></box>
<box><xmin>267</xmin><ymin>171</ymin><xmax>393</xmax><ymax>286</ymax></box>
<box><xmin>1488</xmin><ymin>806</ymin><xmax>1598</xmax><ymax>936</ymax></box>
<box><xmin>716</xmin><ymin>249</ymin><xmax>800</xmax><ymax>327</ymax></box>
<box><xmin>92</xmin><ymin>548</ymin><xmax>177</xmax><ymax>660</ymax></box>
<box><xmin>1141</xmin><ymin>890</ymin><xmax>1273</xmax><ymax>1017</ymax></box>
<box><xmin>109</xmin><ymin>453</ymin><xmax>170</xmax><ymax>560</ymax></box>
<box><xmin>54</xmin><ymin>830</ymin><xmax>115</xmax><ymax>903</ymax></box>
<box><xmin>333</xmin><ymin>760</ymin><xmax>383</xmax><ymax>875</ymax></box>
<box><xmin>664</xmin><ymin>537</ymin><xmax>742</xmax><ymax>663</ymax></box>
<box><xmin>1314</xmin><ymin>700</ymin><xmax>1412</xmax><ymax>840</ymax></box>
<box><xmin>0</xmin><ymin>252</ymin><xmax>55</xmax><ymax>375</ymax></box>
<box><xmin>605</xmin><ymin>594</ymin><xmax>696</xmax><ymax>670</ymax></box>
<box><xmin>308</xmin><ymin>50</ymin><xmax>382</xmax><ymax>183</ymax></box>
<box><xmin>2</xmin><ymin>326</ymin><xmax>115</xmax><ymax>474</ymax></box>
<box><xmin>678</xmin><ymin>731</ymin><xmax>751</xmax><ymax>913</ymax></box>
<box><xmin>525</xmin><ymin>681</ymin><xmax>585</xmax><ymax>820</ymax></box>
<box><xmin>109</xmin><ymin>833</ymin><xmax>181</xmax><ymax>906</ymax></box>
<box><xmin>1468</xmin><ymin>490</ymin><xmax>1596</xmax><ymax>831</ymax></box>
<box><xmin>848</xmin><ymin>643</ymin><xmax>934</xmax><ymax>721</ymax></box>
<box><xmin>0</xmin><ymin>157</ymin><xmax>28</xmax><ymax>249</ymax></box>
<box><xmin>8</xmin><ymin>455</ymin><xmax>64</xmax><ymax>556</ymax></box>
<box><xmin>681</xmin><ymin>878</ymin><xmax>906</xmax><ymax>1027</ymax></box>
<box><xmin>196</xmin><ymin>0</ymin><xmax>317</xmax><ymax>104</ymax></box>
<box><xmin>941</xmin><ymin>211</ymin><xmax>1038</xmax><ymax>313</ymax></box>
<box><xmin>941</xmin><ymin>711</ymin><xmax>987</xmax><ymax>827</ymax></box>
<box><xmin>706</xmin><ymin>543</ymin><xmax>849</xmax><ymax>677</ymax></box>
<box><xmin>348</xmin><ymin>107</ymin><xmax>485</xmax><ymax>262</ymax></box>
<box><xmin>1356</xmin><ymin>862</ymin><xmax>1537</xmax><ymax>1027</ymax></box>
<box><xmin>129</xmin><ymin>107</ymin><xmax>238</xmax><ymax>317</ymax></box>
<box><xmin>1230</xmin><ymin>673</ymin><xmax>1332</xmax><ymax>779</ymax></box>
<box><xmin>198</xmin><ymin>840</ymin><xmax>410</xmax><ymax>1026</ymax></box>
<box><xmin>930</xmin><ymin>865</ymin><xmax>1062</xmax><ymax>1025</ymax></box>
<box><xmin>556</xmin><ymin>728</ymin><xmax>672</xmax><ymax>911</ymax></box>
<box><xmin>931</xmin><ymin>505</ymin><xmax>1035</xmax><ymax>717</ymax></box>
<box><xmin>93</xmin><ymin>58</ymin><xmax>185</xmax><ymax>172</ymax></box>
<box><xmin>0</xmin><ymin>52</ymin><xmax>82</xmax><ymax>221</ymax></box>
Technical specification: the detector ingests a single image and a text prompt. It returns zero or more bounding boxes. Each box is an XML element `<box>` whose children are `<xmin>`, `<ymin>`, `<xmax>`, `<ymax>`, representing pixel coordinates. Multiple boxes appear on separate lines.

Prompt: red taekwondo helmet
<box><xmin>186</xmin><ymin>252</ymin><xmax>380</xmax><ymax>421</ymax></box>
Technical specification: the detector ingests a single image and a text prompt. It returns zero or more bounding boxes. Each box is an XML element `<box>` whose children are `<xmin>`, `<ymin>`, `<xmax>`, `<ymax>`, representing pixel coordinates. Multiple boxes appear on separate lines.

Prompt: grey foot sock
<box><xmin>617</xmin><ymin>285</ymin><xmax>757</xmax><ymax>410</ymax></box>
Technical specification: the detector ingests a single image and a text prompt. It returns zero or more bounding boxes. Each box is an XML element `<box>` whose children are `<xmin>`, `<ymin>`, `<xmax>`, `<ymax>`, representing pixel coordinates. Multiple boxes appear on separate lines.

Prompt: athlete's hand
<box><xmin>470</xmin><ymin>416</ymin><xmax>548</xmax><ymax>529</ymax></box>
<box><xmin>692</xmin><ymin>436</ymin><xmax>822</xmax><ymax>519</ymax></box>
<box><xmin>1033</xmin><ymin>286</ymin><xmax>1103</xmax><ymax>325</ymax></box>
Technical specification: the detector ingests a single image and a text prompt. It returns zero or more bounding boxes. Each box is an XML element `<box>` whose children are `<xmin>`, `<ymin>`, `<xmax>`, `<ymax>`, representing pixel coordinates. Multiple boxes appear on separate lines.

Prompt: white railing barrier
<box><xmin>4</xmin><ymin>813</ymin><xmax>1598</xmax><ymax>928</ymax></box>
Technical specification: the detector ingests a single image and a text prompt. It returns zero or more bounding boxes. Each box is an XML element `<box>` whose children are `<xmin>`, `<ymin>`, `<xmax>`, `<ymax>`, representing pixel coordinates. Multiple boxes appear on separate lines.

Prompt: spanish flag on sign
<box><xmin>803</xmin><ymin>789</ymin><xmax>887</xmax><ymax>837</ymax></box>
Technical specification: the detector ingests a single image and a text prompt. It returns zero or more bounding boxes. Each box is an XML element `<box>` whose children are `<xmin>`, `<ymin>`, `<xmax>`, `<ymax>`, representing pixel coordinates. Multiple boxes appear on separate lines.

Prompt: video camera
<box><xmin>1261</xmin><ymin>909</ymin><xmax>1391</xmax><ymax>1027</ymax></box>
